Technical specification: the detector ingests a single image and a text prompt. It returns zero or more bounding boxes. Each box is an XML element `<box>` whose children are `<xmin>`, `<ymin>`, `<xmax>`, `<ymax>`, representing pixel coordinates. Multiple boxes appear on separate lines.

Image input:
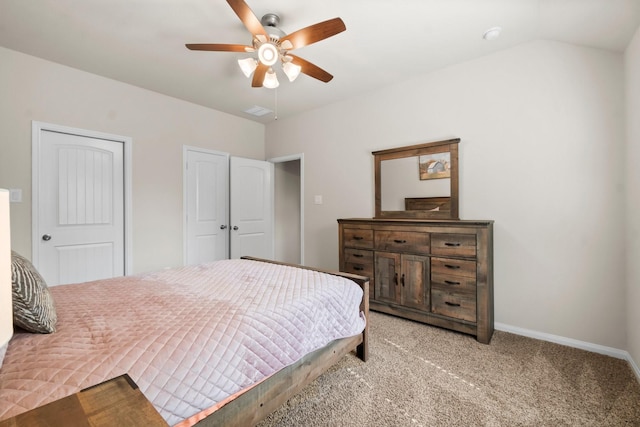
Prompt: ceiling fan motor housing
<box><xmin>260</xmin><ymin>13</ymin><xmax>286</xmax><ymax>41</ymax></box>
<box><xmin>253</xmin><ymin>13</ymin><xmax>287</xmax><ymax>66</ymax></box>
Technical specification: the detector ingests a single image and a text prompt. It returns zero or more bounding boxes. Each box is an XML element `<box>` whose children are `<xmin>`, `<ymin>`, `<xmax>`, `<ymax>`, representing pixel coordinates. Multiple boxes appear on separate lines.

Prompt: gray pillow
<box><xmin>11</xmin><ymin>251</ymin><xmax>57</xmax><ymax>333</ymax></box>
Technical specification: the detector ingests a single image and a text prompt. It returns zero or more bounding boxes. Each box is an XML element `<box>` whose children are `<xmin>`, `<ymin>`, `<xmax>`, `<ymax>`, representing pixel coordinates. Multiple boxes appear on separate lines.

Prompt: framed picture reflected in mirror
<box><xmin>419</xmin><ymin>152</ymin><xmax>451</xmax><ymax>180</ymax></box>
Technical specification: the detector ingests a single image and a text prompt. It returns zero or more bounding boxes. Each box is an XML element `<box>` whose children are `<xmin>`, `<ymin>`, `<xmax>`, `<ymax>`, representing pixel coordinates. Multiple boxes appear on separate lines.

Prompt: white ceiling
<box><xmin>1</xmin><ymin>0</ymin><xmax>639</xmax><ymax>123</ymax></box>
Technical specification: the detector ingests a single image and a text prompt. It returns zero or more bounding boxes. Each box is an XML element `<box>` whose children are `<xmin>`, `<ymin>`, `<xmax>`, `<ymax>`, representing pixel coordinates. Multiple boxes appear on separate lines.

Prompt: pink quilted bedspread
<box><xmin>0</xmin><ymin>259</ymin><xmax>365</xmax><ymax>425</ymax></box>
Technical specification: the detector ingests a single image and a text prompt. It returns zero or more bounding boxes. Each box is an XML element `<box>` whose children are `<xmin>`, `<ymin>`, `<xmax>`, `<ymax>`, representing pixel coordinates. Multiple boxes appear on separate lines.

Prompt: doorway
<box><xmin>270</xmin><ymin>154</ymin><xmax>304</xmax><ymax>265</ymax></box>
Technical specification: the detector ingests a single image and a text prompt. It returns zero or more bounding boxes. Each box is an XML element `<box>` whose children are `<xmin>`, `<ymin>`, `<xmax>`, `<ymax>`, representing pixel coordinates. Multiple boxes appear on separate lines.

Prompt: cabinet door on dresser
<box><xmin>399</xmin><ymin>254</ymin><xmax>429</xmax><ymax>310</ymax></box>
<box><xmin>374</xmin><ymin>252</ymin><xmax>400</xmax><ymax>304</ymax></box>
<box><xmin>374</xmin><ymin>252</ymin><xmax>429</xmax><ymax>310</ymax></box>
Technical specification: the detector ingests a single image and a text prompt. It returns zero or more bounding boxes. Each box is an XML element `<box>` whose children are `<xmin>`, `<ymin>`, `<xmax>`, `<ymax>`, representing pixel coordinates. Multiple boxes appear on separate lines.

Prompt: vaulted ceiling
<box><xmin>1</xmin><ymin>0</ymin><xmax>639</xmax><ymax>123</ymax></box>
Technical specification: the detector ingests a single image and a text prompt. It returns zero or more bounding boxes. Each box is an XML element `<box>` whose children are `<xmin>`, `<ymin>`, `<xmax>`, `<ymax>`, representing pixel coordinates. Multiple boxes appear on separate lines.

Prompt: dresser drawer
<box><xmin>343</xmin><ymin>228</ymin><xmax>374</xmax><ymax>249</ymax></box>
<box><xmin>344</xmin><ymin>248</ymin><xmax>373</xmax><ymax>264</ymax></box>
<box><xmin>431</xmin><ymin>272</ymin><xmax>476</xmax><ymax>293</ymax></box>
<box><xmin>342</xmin><ymin>254</ymin><xmax>374</xmax><ymax>301</ymax></box>
<box><xmin>344</xmin><ymin>261</ymin><xmax>374</xmax><ymax>277</ymax></box>
<box><xmin>374</xmin><ymin>230</ymin><xmax>430</xmax><ymax>253</ymax></box>
<box><xmin>343</xmin><ymin>250</ymin><xmax>374</xmax><ymax>276</ymax></box>
<box><xmin>431</xmin><ymin>257</ymin><xmax>476</xmax><ymax>279</ymax></box>
<box><xmin>431</xmin><ymin>288</ymin><xmax>476</xmax><ymax>322</ymax></box>
<box><xmin>431</xmin><ymin>233</ymin><xmax>476</xmax><ymax>257</ymax></box>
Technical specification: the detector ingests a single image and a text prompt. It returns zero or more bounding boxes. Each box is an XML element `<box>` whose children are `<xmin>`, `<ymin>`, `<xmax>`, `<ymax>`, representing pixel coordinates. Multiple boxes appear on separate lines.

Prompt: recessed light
<box><xmin>483</xmin><ymin>27</ymin><xmax>502</xmax><ymax>41</ymax></box>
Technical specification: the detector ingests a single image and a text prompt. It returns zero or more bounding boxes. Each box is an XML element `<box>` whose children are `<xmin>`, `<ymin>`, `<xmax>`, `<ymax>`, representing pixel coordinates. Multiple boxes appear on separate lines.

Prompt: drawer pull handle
<box><xmin>353</xmin><ymin>254</ymin><xmax>364</xmax><ymax>258</ymax></box>
<box><xmin>354</xmin><ymin>266</ymin><xmax>364</xmax><ymax>271</ymax></box>
<box><xmin>444</xmin><ymin>280</ymin><xmax>460</xmax><ymax>285</ymax></box>
<box><xmin>445</xmin><ymin>264</ymin><xmax>460</xmax><ymax>269</ymax></box>
<box><xmin>393</xmin><ymin>273</ymin><xmax>398</xmax><ymax>286</ymax></box>
<box><xmin>401</xmin><ymin>274</ymin><xmax>405</xmax><ymax>287</ymax></box>
<box><xmin>353</xmin><ymin>236</ymin><xmax>364</xmax><ymax>240</ymax></box>
<box><xmin>393</xmin><ymin>239</ymin><xmax>407</xmax><ymax>244</ymax></box>
<box><xmin>445</xmin><ymin>242</ymin><xmax>461</xmax><ymax>247</ymax></box>
<box><xmin>445</xmin><ymin>302</ymin><xmax>461</xmax><ymax>307</ymax></box>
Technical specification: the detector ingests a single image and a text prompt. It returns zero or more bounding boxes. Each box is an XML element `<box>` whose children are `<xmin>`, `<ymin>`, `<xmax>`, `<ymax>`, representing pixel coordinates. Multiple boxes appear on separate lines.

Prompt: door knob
<box><xmin>233</xmin><ymin>226</ymin><xmax>239</xmax><ymax>231</ymax></box>
<box><xmin>42</xmin><ymin>234</ymin><xmax>52</xmax><ymax>241</ymax></box>
<box><xmin>220</xmin><ymin>225</ymin><xmax>227</xmax><ymax>230</ymax></box>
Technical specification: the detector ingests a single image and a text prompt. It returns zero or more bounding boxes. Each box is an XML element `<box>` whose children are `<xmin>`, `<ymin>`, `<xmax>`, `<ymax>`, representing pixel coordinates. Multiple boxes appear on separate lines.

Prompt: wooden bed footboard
<box><xmin>198</xmin><ymin>334</ymin><xmax>363</xmax><ymax>426</ymax></box>
<box><xmin>241</xmin><ymin>256</ymin><xmax>369</xmax><ymax>362</ymax></box>
<box><xmin>193</xmin><ymin>257</ymin><xmax>370</xmax><ymax>427</ymax></box>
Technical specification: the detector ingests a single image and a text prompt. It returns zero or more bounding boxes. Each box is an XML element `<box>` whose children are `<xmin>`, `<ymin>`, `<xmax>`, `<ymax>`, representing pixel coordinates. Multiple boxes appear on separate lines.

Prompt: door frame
<box><xmin>182</xmin><ymin>145</ymin><xmax>230</xmax><ymax>264</ymax></box>
<box><xmin>268</xmin><ymin>153</ymin><xmax>304</xmax><ymax>265</ymax></box>
<box><xmin>31</xmin><ymin>121</ymin><xmax>133</xmax><ymax>275</ymax></box>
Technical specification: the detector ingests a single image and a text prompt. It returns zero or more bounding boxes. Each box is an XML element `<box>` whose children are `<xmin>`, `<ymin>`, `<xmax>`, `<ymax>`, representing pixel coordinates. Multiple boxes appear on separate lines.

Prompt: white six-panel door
<box><xmin>184</xmin><ymin>148</ymin><xmax>229</xmax><ymax>265</ymax></box>
<box><xmin>35</xmin><ymin>127</ymin><xmax>125</xmax><ymax>286</ymax></box>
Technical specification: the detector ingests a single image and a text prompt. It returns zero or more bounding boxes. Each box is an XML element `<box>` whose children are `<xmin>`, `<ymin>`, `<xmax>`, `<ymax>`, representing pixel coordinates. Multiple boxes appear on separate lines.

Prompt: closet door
<box><xmin>230</xmin><ymin>157</ymin><xmax>274</xmax><ymax>260</ymax></box>
<box><xmin>34</xmin><ymin>124</ymin><xmax>127</xmax><ymax>286</ymax></box>
<box><xmin>184</xmin><ymin>148</ymin><xmax>229</xmax><ymax>265</ymax></box>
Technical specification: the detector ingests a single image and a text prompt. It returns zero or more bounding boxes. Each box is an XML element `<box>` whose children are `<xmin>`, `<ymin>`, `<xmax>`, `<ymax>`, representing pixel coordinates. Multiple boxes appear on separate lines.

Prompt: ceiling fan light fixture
<box><xmin>282</xmin><ymin>61</ymin><xmax>302</xmax><ymax>82</ymax></box>
<box><xmin>238</xmin><ymin>58</ymin><xmax>257</xmax><ymax>77</ymax></box>
<box><xmin>258</xmin><ymin>43</ymin><xmax>278</xmax><ymax>66</ymax></box>
<box><xmin>263</xmin><ymin>68</ymin><xmax>280</xmax><ymax>88</ymax></box>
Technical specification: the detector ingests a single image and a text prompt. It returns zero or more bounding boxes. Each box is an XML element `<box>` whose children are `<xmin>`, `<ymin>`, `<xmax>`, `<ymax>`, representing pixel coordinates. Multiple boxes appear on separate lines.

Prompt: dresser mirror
<box><xmin>374</xmin><ymin>138</ymin><xmax>460</xmax><ymax>219</ymax></box>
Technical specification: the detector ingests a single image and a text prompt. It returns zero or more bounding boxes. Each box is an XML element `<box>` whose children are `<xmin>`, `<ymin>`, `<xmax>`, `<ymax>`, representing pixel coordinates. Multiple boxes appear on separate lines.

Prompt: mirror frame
<box><xmin>374</xmin><ymin>138</ymin><xmax>460</xmax><ymax>220</ymax></box>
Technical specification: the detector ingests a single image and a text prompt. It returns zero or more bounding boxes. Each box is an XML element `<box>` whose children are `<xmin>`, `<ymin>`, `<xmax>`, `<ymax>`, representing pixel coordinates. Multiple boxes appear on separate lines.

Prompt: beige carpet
<box><xmin>258</xmin><ymin>311</ymin><xmax>640</xmax><ymax>426</ymax></box>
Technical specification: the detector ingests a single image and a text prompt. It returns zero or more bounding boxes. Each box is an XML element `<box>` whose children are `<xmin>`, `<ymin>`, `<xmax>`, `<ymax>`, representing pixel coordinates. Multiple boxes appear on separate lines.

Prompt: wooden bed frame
<box><xmin>193</xmin><ymin>257</ymin><xmax>370</xmax><ymax>427</ymax></box>
<box><xmin>405</xmin><ymin>196</ymin><xmax>451</xmax><ymax>212</ymax></box>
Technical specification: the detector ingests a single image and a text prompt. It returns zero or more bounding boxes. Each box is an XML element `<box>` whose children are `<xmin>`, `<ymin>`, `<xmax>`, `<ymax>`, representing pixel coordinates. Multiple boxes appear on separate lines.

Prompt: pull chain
<box><xmin>274</xmin><ymin>88</ymin><xmax>278</xmax><ymax>121</ymax></box>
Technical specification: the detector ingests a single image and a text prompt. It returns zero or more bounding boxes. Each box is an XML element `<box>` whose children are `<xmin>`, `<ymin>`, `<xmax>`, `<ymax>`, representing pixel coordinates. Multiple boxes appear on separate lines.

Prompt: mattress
<box><xmin>0</xmin><ymin>259</ymin><xmax>366</xmax><ymax>425</ymax></box>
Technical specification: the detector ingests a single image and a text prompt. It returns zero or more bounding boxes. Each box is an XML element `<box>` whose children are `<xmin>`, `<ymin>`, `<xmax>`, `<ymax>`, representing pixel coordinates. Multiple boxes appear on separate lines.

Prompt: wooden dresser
<box><xmin>338</xmin><ymin>218</ymin><xmax>494</xmax><ymax>343</ymax></box>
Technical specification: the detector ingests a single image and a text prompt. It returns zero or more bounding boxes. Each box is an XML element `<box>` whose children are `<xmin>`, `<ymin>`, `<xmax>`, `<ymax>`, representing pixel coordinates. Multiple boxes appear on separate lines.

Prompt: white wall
<box><xmin>266</xmin><ymin>40</ymin><xmax>627</xmax><ymax>350</ymax></box>
<box><xmin>0</xmin><ymin>47</ymin><xmax>264</xmax><ymax>274</ymax></box>
<box><xmin>625</xmin><ymin>28</ymin><xmax>640</xmax><ymax>369</ymax></box>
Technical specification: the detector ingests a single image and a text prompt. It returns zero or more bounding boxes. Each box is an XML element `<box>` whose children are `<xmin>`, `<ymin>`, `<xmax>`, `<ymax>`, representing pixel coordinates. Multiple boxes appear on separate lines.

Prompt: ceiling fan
<box><xmin>186</xmin><ymin>0</ymin><xmax>346</xmax><ymax>88</ymax></box>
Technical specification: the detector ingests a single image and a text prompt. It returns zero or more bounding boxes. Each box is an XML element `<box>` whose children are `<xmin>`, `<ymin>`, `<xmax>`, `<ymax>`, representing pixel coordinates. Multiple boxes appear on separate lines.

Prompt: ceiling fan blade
<box><xmin>252</xmin><ymin>63</ymin><xmax>268</xmax><ymax>87</ymax></box>
<box><xmin>289</xmin><ymin>55</ymin><xmax>333</xmax><ymax>83</ymax></box>
<box><xmin>227</xmin><ymin>0</ymin><xmax>268</xmax><ymax>38</ymax></box>
<box><xmin>186</xmin><ymin>43</ymin><xmax>252</xmax><ymax>52</ymax></box>
<box><xmin>280</xmin><ymin>18</ymin><xmax>346</xmax><ymax>50</ymax></box>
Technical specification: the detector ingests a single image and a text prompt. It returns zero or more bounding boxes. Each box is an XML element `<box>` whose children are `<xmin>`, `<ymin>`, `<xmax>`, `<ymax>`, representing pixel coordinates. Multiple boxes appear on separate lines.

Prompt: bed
<box><xmin>404</xmin><ymin>196</ymin><xmax>451</xmax><ymax>213</ymax></box>
<box><xmin>0</xmin><ymin>255</ymin><xmax>369</xmax><ymax>426</ymax></box>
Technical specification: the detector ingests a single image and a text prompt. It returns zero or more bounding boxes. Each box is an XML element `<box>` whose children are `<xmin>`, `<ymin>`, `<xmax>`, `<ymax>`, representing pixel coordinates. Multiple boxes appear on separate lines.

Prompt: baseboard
<box><xmin>627</xmin><ymin>353</ymin><xmax>640</xmax><ymax>383</ymax></box>
<box><xmin>495</xmin><ymin>322</ymin><xmax>640</xmax><ymax>382</ymax></box>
